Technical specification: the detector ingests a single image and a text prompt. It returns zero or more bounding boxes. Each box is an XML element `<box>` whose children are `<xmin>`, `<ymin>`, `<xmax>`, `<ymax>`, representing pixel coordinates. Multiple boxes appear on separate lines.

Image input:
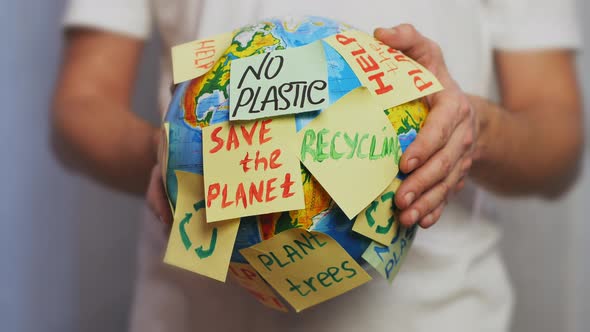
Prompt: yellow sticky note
<box><xmin>353</xmin><ymin>178</ymin><xmax>401</xmax><ymax>246</ymax></box>
<box><xmin>240</xmin><ymin>228</ymin><xmax>372</xmax><ymax>312</ymax></box>
<box><xmin>202</xmin><ymin>117</ymin><xmax>305</xmax><ymax>222</ymax></box>
<box><xmin>324</xmin><ymin>30</ymin><xmax>443</xmax><ymax>109</ymax></box>
<box><xmin>296</xmin><ymin>87</ymin><xmax>401</xmax><ymax>219</ymax></box>
<box><xmin>163</xmin><ymin>171</ymin><xmax>240</xmax><ymax>282</ymax></box>
<box><xmin>228</xmin><ymin>262</ymin><xmax>290</xmax><ymax>312</ymax></box>
<box><xmin>229</xmin><ymin>41</ymin><xmax>329</xmax><ymax>121</ymax></box>
<box><xmin>362</xmin><ymin>225</ymin><xmax>417</xmax><ymax>283</ymax></box>
<box><xmin>172</xmin><ymin>32</ymin><xmax>234</xmax><ymax>84</ymax></box>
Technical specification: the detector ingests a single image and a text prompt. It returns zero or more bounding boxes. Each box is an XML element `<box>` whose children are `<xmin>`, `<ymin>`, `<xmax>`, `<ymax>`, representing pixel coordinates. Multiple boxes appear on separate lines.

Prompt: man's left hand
<box><xmin>375</xmin><ymin>24</ymin><xmax>477</xmax><ymax>228</ymax></box>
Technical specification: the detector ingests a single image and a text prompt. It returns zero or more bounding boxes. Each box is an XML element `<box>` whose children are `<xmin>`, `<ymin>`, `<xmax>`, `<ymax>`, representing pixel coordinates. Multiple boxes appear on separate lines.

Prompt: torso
<box><xmin>131</xmin><ymin>2</ymin><xmax>512</xmax><ymax>331</ymax></box>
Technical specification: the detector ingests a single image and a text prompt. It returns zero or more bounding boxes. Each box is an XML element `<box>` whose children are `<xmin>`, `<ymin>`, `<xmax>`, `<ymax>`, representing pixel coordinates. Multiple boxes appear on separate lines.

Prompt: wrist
<box><xmin>469</xmin><ymin>95</ymin><xmax>495</xmax><ymax>165</ymax></box>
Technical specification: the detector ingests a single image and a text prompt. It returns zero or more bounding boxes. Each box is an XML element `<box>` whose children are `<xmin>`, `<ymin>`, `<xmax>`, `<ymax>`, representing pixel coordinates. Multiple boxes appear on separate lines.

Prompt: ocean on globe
<box><xmin>163</xmin><ymin>16</ymin><xmax>428</xmax><ymax>265</ymax></box>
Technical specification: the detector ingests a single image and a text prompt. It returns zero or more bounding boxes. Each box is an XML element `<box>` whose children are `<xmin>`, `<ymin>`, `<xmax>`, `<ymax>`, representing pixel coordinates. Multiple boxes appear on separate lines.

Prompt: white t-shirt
<box><xmin>63</xmin><ymin>1</ymin><xmax>580</xmax><ymax>331</ymax></box>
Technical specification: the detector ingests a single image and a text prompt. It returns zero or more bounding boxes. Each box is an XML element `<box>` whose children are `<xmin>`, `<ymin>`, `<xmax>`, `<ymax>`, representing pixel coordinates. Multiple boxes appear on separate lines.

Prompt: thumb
<box><xmin>147</xmin><ymin>165</ymin><xmax>173</xmax><ymax>225</ymax></box>
<box><xmin>374</xmin><ymin>24</ymin><xmax>443</xmax><ymax>70</ymax></box>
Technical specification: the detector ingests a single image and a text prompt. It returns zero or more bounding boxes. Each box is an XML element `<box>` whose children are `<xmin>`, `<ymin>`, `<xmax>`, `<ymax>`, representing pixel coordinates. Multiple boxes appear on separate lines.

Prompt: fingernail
<box><xmin>409</xmin><ymin>209</ymin><xmax>419</xmax><ymax>224</ymax></box>
<box><xmin>384</xmin><ymin>27</ymin><xmax>397</xmax><ymax>34</ymax></box>
<box><xmin>422</xmin><ymin>213</ymin><xmax>433</xmax><ymax>225</ymax></box>
<box><xmin>407</xmin><ymin>158</ymin><xmax>419</xmax><ymax>172</ymax></box>
<box><xmin>404</xmin><ymin>192</ymin><xmax>415</xmax><ymax>206</ymax></box>
<box><xmin>377</xmin><ymin>27</ymin><xmax>396</xmax><ymax>36</ymax></box>
<box><xmin>158</xmin><ymin>215</ymin><xmax>165</xmax><ymax>224</ymax></box>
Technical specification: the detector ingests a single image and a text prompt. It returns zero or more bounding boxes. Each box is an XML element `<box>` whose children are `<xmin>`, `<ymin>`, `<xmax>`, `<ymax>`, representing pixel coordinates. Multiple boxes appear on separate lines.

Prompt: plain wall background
<box><xmin>0</xmin><ymin>1</ymin><xmax>588</xmax><ymax>331</ymax></box>
<box><xmin>0</xmin><ymin>1</ymin><xmax>159</xmax><ymax>331</ymax></box>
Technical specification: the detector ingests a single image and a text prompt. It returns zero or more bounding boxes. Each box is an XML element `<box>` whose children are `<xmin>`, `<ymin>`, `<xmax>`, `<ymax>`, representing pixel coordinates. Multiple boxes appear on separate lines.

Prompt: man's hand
<box><xmin>375</xmin><ymin>24</ymin><xmax>477</xmax><ymax>228</ymax></box>
<box><xmin>146</xmin><ymin>128</ymin><xmax>173</xmax><ymax>225</ymax></box>
<box><xmin>52</xmin><ymin>29</ymin><xmax>157</xmax><ymax>195</ymax></box>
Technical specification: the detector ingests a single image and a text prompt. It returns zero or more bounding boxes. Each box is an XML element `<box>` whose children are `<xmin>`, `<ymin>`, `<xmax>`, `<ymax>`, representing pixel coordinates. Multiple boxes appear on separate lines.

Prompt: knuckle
<box><xmin>429</xmin><ymin>41</ymin><xmax>443</xmax><ymax>57</ymax></box>
<box><xmin>462</xmin><ymin>131</ymin><xmax>474</xmax><ymax>150</ymax></box>
<box><xmin>457</xmin><ymin>160</ymin><xmax>472</xmax><ymax>179</ymax></box>
<box><xmin>462</xmin><ymin>157</ymin><xmax>473</xmax><ymax>172</ymax></box>
<box><xmin>412</xmin><ymin>173</ymin><xmax>430</xmax><ymax>193</ymax></box>
<box><xmin>412</xmin><ymin>172</ymin><xmax>432</xmax><ymax>195</ymax></box>
<box><xmin>413</xmin><ymin>201</ymin><xmax>428</xmax><ymax>217</ymax></box>
<box><xmin>457</xmin><ymin>97</ymin><xmax>471</xmax><ymax>119</ymax></box>
<box><xmin>438</xmin><ymin>182</ymin><xmax>451</xmax><ymax>198</ymax></box>
<box><xmin>439</xmin><ymin>123</ymin><xmax>451</xmax><ymax>143</ymax></box>
<box><xmin>400</xmin><ymin>23</ymin><xmax>417</xmax><ymax>35</ymax></box>
<box><xmin>420</xmin><ymin>193</ymin><xmax>438</xmax><ymax>214</ymax></box>
<box><xmin>438</xmin><ymin>154</ymin><xmax>453</xmax><ymax>174</ymax></box>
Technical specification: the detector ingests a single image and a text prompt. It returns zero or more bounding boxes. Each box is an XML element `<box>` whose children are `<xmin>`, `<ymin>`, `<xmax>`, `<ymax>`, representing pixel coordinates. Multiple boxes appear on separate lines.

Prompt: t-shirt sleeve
<box><xmin>488</xmin><ymin>0</ymin><xmax>581</xmax><ymax>50</ymax></box>
<box><xmin>63</xmin><ymin>0</ymin><xmax>152</xmax><ymax>39</ymax></box>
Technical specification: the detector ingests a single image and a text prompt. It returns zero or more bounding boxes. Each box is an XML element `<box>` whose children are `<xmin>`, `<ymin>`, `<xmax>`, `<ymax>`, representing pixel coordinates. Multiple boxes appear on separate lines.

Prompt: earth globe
<box><xmin>163</xmin><ymin>16</ymin><xmax>428</xmax><ymax>268</ymax></box>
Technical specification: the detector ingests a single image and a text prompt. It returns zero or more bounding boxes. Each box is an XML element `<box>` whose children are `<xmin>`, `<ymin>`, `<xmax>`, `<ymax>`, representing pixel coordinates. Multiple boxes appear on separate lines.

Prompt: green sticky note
<box><xmin>229</xmin><ymin>41</ymin><xmax>329</xmax><ymax>120</ymax></box>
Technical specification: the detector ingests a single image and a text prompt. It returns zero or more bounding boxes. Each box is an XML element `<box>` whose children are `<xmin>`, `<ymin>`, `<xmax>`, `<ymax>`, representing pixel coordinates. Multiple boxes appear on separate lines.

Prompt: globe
<box><xmin>163</xmin><ymin>16</ymin><xmax>428</xmax><ymax>266</ymax></box>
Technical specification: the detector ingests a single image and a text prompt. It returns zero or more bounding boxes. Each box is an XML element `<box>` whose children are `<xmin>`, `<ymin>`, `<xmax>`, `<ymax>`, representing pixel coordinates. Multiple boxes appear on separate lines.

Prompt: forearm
<box><xmin>468</xmin><ymin>95</ymin><xmax>583</xmax><ymax>198</ymax></box>
<box><xmin>52</xmin><ymin>97</ymin><xmax>158</xmax><ymax>195</ymax></box>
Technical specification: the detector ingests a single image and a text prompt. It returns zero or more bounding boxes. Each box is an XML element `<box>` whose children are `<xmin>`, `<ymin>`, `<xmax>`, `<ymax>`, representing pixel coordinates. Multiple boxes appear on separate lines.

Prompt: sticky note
<box><xmin>240</xmin><ymin>228</ymin><xmax>372</xmax><ymax>312</ymax></box>
<box><xmin>353</xmin><ymin>178</ymin><xmax>401</xmax><ymax>246</ymax></box>
<box><xmin>202</xmin><ymin>117</ymin><xmax>305</xmax><ymax>222</ymax></box>
<box><xmin>163</xmin><ymin>171</ymin><xmax>240</xmax><ymax>282</ymax></box>
<box><xmin>295</xmin><ymin>87</ymin><xmax>401</xmax><ymax>219</ymax></box>
<box><xmin>228</xmin><ymin>262</ymin><xmax>290</xmax><ymax>312</ymax></box>
<box><xmin>229</xmin><ymin>41</ymin><xmax>329</xmax><ymax>121</ymax></box>
<box><xmin>324</xmin><ymin>30</ymin><xmax>443</xmax><ymax>109</ymax></box>
<box><xmin>172</xmin><ymin>32</ymin><xmax>234</xmax><ymax>84</ymax></box>
<box><xmin>362</xmin><ymin>225</ymin><xmax>417</xmax><ymax>283</ymax></box>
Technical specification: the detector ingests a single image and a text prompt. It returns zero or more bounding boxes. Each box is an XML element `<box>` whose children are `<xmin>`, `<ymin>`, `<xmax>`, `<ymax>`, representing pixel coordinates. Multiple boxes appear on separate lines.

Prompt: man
<box><xmin>52</xmin><ymin>0</ymin><xmax>583</xmax><ymax>331</ymax></box>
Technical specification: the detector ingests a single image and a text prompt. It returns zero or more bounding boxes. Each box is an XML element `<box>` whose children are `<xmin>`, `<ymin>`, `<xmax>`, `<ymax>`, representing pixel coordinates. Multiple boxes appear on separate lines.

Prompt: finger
<box><xmin>454</xmin><ymin>178</ymin><xmax>466</xmax><ymax>193</ymax></box>
<box><xmin>155</xmin><ymin>125</ymin><xmax>169</xmax><ymax>164</ymax></box>
<box><xmin>453</xmin><ymin>157</ymin><xmax>473</xmax><ymax>193</ymax></box>
<box><xmin>398</xmin><ymin>181</ymin><xmax>449</xmax><ymax>227</ymax></box>
<box><xmin>418</xmin><ymin>201</ymin><xmax>446</xmax><ymax>229</ymax></box>
<box><xmin>147</xmin><ymin>166</ymin><xmax>173</xmax><ymax>225</ymax></box>
<box><xmin>374</xmin><ymin>24</ymin><xmax>442</xmax><ymax>68</ymax></box>
<box><xmin>398</xmin><ymin>158</ymin><xmax>465</xmax><ymax>227</ymax></box>
<box><xmin>395</xmin><ymin>120</ymin><xmax>471</xmax><ymax>209</ymax></box>
<box><xmin>400</xmin><ymin>94</ymin><xmax>472</xmax><ymax>174</ymax></box>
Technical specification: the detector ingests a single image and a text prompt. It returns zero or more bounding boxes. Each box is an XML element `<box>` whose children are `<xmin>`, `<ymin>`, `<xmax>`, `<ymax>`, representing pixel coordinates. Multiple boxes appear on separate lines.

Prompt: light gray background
<box><xmin>0</xmin><ymin>1</ymin><xmax>588</xmax><ymax>331</ymax></box>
